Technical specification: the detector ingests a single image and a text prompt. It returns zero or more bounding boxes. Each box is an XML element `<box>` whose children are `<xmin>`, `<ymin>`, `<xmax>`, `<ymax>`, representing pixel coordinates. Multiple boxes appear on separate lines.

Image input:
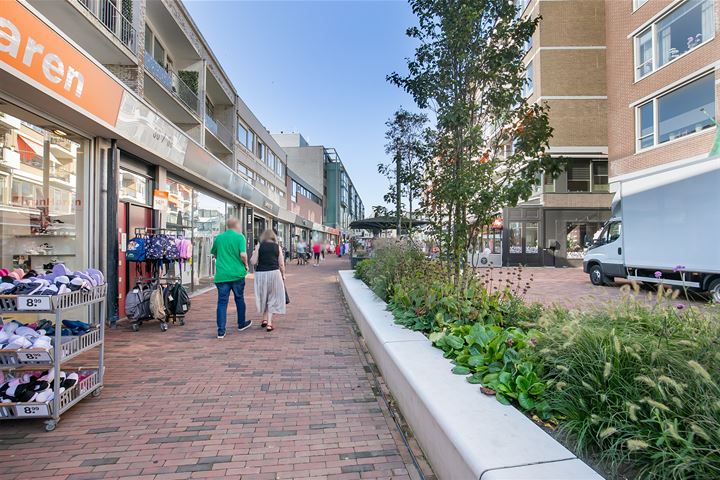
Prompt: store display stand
<box><xmin>0</xmin><ymin>285</ymin><xmax>107</xmax><ymax>431</ymax></box>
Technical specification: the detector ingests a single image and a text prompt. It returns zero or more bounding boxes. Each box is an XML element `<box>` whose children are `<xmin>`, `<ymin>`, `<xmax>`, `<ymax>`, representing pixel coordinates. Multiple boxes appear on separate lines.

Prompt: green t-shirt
<box><xmin>210</xmin><ymin>230</ymin><xmax>247</xmax><ymax>283</ymax></box>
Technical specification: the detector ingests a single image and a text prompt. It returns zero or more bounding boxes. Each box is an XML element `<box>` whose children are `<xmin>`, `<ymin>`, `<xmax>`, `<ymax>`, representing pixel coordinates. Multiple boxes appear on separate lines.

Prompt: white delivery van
<box><xmin>583</xmin><ymin>155</ymin><xmax>720</xmax><ymax>302</ymax></box>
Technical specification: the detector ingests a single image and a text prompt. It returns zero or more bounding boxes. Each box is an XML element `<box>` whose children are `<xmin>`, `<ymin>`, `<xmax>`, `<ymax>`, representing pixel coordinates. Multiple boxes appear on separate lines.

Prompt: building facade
<box><xmin>273</xmin><ymin>133</ymin><xmax>364</xmax><ymax>242</ymax></box>
<box><xmin>0</xmin><ymin>0</ymin><xmax>339</xmax><ymax>320</ymax></box>
<box><xmin>504</xmin><ymin>0</ymin><xmax>614</xmax><ymax>267</ymax></box>
<box><xmin>606</xmin><ymin>0</ymin><xmax>718</xmax><ymax>183</ymax></box>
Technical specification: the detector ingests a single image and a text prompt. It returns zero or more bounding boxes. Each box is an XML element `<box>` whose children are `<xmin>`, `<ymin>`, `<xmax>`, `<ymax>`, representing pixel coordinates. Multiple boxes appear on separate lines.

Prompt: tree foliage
<box><xmin>389</xmin><ymin>0</ymin><xmax>563</xmax><ymax>285</ymax></box>
<box><xmin>380</xmin><ymin>108</ymin><xmax>429</xmax><ymax>234</ymax></box>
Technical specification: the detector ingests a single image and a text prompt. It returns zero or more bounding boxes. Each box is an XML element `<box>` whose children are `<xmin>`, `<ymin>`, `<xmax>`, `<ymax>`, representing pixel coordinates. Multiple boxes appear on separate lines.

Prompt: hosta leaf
<box><xmin>499</xmin><ymin>371</ymin><xmax>512</xmax><ymax>386</ymax></box>
<box><xmin>495</xmin><ymin>393</ymin><xmax>511</xmax><ymax>405</ymax></box>
<box><xmin>528</xmin><ymin>383</ymin><xmax>545</xmax><ymax>396</ymax></box>
<box><xmin>446</xmin><ymin>334</ymin><xmax>465</xmax><ymax>350</ymax></box>
<box><xmin>428</xmin><ymin>331</ymin><xmax>444</xmax><ymax>344</ymax></box>
<box><xmin>467</xmin><ymin>374</ymin><xmax>484</xmax><ymax>384</ymax></box>
<box><xmin>452</xmin><ymin>366</ymin><xmax>471</xmax><ymax>375</ymax></box>
<box><xmin>518</xmin><ymin>392</ymin><xmax>535</xmax><ymax>410</ymax></box>
<box><xmin>515</xmin><ymin>375</ymin><xmax>531</xmax><ymax>392</ymax></box>
<box><xmin>468</xmin><ymin>355</ymin><xmax>485</xmax><ymax>367</ymax></box>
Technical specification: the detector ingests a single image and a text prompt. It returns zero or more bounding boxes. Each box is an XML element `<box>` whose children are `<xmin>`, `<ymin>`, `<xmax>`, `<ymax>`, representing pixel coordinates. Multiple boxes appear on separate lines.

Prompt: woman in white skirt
<box><xmin>251</xmin><ymin>228</ymin><xmax>286</xmax><ymax>332</ymax></box>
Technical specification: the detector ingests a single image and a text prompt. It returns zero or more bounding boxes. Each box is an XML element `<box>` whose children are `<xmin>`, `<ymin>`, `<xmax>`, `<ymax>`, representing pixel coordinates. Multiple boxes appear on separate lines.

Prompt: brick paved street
<box><xmin>0</xmin><ymin>257</ymin><xmax>423</xmax><ymax>480</ymax></box>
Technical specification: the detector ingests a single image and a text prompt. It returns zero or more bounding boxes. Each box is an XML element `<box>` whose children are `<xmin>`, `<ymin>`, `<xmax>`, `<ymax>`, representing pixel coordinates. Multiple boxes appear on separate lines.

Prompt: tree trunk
<box><xmin>396</xmin><ymin>151</ymin><xmax>402</xmax><ymax>237</ymax></box>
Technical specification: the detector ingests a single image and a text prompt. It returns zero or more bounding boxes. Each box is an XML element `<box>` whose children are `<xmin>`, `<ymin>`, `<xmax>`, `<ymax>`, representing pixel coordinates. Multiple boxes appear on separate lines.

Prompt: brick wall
<box><xmin>606</xmin><ymin>0</ymin><xmax>720</xmax><ymax>178</ymax></box>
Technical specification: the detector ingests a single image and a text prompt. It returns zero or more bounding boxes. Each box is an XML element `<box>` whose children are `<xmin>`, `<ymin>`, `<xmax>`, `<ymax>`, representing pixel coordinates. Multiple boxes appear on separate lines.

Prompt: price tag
<box><xmin>16</xmin><ymin>296</ymin><xmax>51</xmax><ymax>311</ymax></box>
<box><xmin>17</xmin><ymin>350</ymin><xmax>52</xmax><ymax>363</ymax></box>
<box><xmin>15</xmin><ymin>403</ymin><xmax>50</xmax><ymax>417</ymax></box>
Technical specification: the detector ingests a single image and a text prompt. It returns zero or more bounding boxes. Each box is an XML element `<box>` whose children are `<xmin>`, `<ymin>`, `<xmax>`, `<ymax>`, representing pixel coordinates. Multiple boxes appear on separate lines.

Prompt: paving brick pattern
<box><xmin>0</xmin><ymin>257</ymin><xmax>422</xmax><ymax>480</ymax></box>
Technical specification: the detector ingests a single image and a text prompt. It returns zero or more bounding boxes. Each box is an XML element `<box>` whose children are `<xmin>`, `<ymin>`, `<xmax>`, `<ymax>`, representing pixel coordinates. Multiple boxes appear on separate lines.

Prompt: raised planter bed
<box><xmin>338</xmin><ymin>270</ymin><xmax>603</xmax><ymax>480</ymax></box>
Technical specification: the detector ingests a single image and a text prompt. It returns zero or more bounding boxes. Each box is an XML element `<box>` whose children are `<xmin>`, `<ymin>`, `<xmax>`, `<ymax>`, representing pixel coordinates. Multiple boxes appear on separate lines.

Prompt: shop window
<box><xmin>566</xmin><ymin>223</ymin><xmax>603</xmax><ymax>259</ymax></box>
<box><xmin>509</xmin><ymin>222</ymin><xmax>522</xmax><ymax>254</ymax></box>
<box><xmin>0</xmin><ymin>106</ymin><xmax>87</xmax><ymax>273</ymax></box>
<box><xmin>119</xmin><ymin>169</ymin><xmax>151</xmax><ymax>205</ymax></box>
<box><xmin>525</xmin><ymin>222</ymin><xmax>538</xmax><ymax>254</ymax></box>
<box><xmin>165</xmin><ymin>177</ymin><xmax>193</xmax><ymax>227</ymax></box>
<box><xmin>636</xmin><ymin>74</ymin><xmax>715</xmax><ymax>150</ymax></box>
<box><xmin>634</xmin><ymin>0</ymin><xmax>714</xmax><ymax>79</ymax></box>
<box><xmin>567</xmin><ymin>159</ymin><xmax>591</xmax><ymax>192</ymax></box>
<box><xmin>193</xmin><ymin>191</ymin><xmax>226</xmax><ymax>287</ymax></box>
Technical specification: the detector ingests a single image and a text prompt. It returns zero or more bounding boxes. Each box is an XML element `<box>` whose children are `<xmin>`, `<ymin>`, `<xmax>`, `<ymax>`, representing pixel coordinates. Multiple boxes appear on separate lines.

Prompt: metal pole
<box><xmin>106</xmin><ymin>141</ymin><xmax>119</xmax><ymax>325</ymax></box>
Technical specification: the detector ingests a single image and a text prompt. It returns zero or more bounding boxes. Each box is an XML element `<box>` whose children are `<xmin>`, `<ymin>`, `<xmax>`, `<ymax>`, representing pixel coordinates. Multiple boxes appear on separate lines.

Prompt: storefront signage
<box><xmin>153</xmin><ymin>189</ymin><xmax>169</xmax><ymax>211</ymax></box>
<box><xmin>114</xmin><ymin>92</ymin><xmax>188</xmax><ymax>166</ymax></box>
<box><xmin>0</xmin><ymin>1</ymin><xmax>124</xmax><ymax>126</ymax></box>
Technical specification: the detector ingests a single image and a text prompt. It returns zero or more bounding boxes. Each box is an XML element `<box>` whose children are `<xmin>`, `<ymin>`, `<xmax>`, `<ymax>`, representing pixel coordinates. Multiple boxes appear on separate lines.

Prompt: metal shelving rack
<box><xmin>0</xmin><ymin>284</ymin><xmax>107</xmax><ymax>431</ymax></box>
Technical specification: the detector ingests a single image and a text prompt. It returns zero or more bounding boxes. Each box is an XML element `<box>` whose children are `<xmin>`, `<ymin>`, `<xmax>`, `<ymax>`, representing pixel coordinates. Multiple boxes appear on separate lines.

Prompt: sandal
<box><xmin>266</xmin><ymin>325</ymin><xmax>274</xmax><ymax>332</ymax></box>
<box><xmin>261</xmin><ymin>320</ymin><xmax>268</xmax><ymax>328</ymax></box>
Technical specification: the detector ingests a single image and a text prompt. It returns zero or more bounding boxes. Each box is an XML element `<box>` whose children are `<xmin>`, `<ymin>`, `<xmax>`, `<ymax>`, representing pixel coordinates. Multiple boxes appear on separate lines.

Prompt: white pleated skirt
<box><xmin>254</xmin><ymin>269</ymin><xmax>286</xmax><ymax>315</ymax></box>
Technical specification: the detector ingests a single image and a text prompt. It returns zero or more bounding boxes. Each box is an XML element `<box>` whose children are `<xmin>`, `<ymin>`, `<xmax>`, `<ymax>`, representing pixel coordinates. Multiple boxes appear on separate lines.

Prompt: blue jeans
<box><xmin>216</xmin><ymin>278</ymin><xmax>246</xmax><ymax>335</ymax></box>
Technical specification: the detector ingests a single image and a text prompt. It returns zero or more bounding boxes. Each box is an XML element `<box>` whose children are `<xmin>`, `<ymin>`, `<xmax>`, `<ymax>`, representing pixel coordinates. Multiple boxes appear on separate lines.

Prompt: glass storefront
<box><xmin>0</xmin><ymin>104</ymin><xmax>88</xmax><ymax>274</ymax></box>
<box><xmin>162</xmin><ymin>176</ymin><xmax>242</xmax><ymax>289</ymax></box>
<box><xmin>193</xmin><ymin>190</ymin><xmax>226</xmax><ymax>287</ymax></box>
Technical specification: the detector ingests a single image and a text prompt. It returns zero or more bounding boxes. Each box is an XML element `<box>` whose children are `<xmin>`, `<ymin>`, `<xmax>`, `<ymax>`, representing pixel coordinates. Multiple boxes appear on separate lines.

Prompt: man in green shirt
<box><xmin>211</xmin><ymin>217</ymin><xmax>251</xmax><ymax>338</ymax></box>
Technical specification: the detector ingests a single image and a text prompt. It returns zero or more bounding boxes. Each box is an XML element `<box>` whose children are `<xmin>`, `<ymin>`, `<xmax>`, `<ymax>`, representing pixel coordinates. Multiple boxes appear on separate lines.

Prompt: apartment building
<box><xmin>273</xmin><ymin>133</ymin><xmax>365</xmax><ymax>241</ymax></box>
<box><xmin>504</xmin><ymin>0</ymin><xmax>614</xmax><ymax>267</ymax></box>
<box><xmin>606</xmin><ymin>0</ymin><xmax>718</xmax><ymax>182</ymax></box>
<box><xmin>0</xmin><ymin>0</ymin><xmax>336</xmax><ymax>320</ymax></box>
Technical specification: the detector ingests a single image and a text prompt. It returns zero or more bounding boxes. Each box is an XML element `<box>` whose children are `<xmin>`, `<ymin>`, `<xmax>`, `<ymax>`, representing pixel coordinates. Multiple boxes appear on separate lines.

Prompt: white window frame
<box><xmin>633</xmin><ymin>0</ymin><xmax>716</xmax><ymax>81</ymax></box>
<box><xmin>633</xmin><ymin>0</ymin><xmax>649</xmax><ymax>11</ymax></box>
<box><xmin>634</xmin><ymin>72</ymin><xmax>715</xmax><ymax>152</ymax></box>
<box><xmin>523</xmin><ymin>60</ymin><xmax>534</xmax><ymax>97</ymax></box>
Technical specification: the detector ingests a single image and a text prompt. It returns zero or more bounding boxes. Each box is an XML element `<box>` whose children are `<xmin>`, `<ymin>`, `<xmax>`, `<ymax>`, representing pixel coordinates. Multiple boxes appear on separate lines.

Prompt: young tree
<box><xmin>380</xmin><ymin>108</ymin><xmax>429</xmax><ymax>235</ymax></box>
<box><xmin>389</xmin><ymin>0</ymin><xmax>562</xmax><ymax>286</ymax></box>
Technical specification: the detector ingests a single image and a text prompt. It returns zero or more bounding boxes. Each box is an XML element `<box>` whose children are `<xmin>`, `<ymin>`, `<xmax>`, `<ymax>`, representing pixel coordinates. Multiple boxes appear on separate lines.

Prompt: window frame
<box><xmin>634</xmin><ymin>72</ymin><xmax>715</xmax><ymax>152</ymax></box>
<box><xmin>633</xmin><ymin>0</ymin><xmax>715</xmax><ymax>81</ymax></box>
<box><xmin>633</xmin><ymin>0</ymin><xmax>649</xmax><ymax>11</ymax></box>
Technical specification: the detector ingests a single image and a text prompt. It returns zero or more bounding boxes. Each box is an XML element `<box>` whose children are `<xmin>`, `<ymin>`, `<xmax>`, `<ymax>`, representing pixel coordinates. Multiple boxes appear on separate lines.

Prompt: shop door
<box><xmin>507</xmin><ymin>221</ymin><xmax>541</xmax><ymax>266</ymax></box>
<box><xmin>253</xmin><ymin>216</ymin><xmax>266</xmax><ymax>245</ymax></box>
<box><xmin>117</xmin><ymin>202</ymin><xmax>153</xmax><ymax>317</ymax></box>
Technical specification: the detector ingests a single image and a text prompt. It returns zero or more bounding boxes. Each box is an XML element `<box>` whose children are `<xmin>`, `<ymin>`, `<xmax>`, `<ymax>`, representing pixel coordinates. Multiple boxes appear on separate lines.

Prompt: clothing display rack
<box><xmin>0</xmin><ymin>284</ymin><xmax>107</xmax><ymax>431</ymax></box>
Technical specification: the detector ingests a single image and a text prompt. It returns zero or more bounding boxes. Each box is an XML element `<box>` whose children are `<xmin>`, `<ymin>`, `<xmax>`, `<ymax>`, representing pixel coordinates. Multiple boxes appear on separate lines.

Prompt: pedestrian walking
<box><xmin>296</xmin><ymin>239</ymin><xmax>306</xmax><ymax>265</ymax></box>
<box><xmin>251</xmin><ymin>228</ymin><xmax>286</xmax><ymax>332</ymax></box>
<box><xmin>312</xmin><ymin>241</ymin><xmax>321</xmax><ymax>266</ymax></box>
<box><xmin>335</xmin><ymin>243</ymin><xmax>341</xmax><ymax>257</ymax></box>
<box><xmin>211</xmin><ymin>217</ymin><xmax>251</xmax><ymax>339</ymax></box>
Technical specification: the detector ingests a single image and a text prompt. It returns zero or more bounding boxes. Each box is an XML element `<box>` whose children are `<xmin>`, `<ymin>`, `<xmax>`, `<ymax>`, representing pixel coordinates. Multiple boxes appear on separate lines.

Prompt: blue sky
<box><xmin>184</xmin><ymin>0</ymin><xmax>420</xmax><ymax>212</ymax></box>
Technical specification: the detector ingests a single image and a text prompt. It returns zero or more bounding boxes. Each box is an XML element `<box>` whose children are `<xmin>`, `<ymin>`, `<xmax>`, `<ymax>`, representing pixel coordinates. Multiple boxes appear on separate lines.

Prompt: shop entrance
<box><xmin>117</xmin><ymin>202</ymin><xmax>153</xmax><ymax>318</ymax></box>
<box><xmin>253</xmin><ymin>215</ymin><xmax>266</xmax><ymax>246</ymax></box>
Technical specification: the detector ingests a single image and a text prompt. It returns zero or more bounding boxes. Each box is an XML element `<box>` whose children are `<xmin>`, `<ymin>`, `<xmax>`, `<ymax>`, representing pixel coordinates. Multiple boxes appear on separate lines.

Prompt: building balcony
<box><xmin>204</xmin><ymin>114</ymin><xmax>234</xmax><ymax>154</ymax></box>
<box><xmin>27</xmin><ymin>0</ymin><xmax>137</xmax><ymax>65</ymax></box>
<box><xmin>143</xmin><ymin>52</ymin><xmax>200</xmax><ymax>125</ymax></box>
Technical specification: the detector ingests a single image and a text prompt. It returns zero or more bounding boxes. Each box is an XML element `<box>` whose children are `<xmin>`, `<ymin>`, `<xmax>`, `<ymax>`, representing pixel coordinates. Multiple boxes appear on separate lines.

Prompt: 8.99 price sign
<box><xmin>16</xmin><ymin>296</ymin><xmax>51</xmax><ymax>311</ymax></box>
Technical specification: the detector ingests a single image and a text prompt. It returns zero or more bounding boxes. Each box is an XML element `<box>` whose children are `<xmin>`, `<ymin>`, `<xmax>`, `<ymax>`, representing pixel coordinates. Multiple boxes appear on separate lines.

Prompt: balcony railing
<box><xmin>50</xmin><ymin>136</ymin><xmax>73</xmax><ymax>151</ymax></box>
<box><xmin>204</xmin><ymin>114</ymin><xmax>233</xmax><ymax>150</ymax></box>
<box><xmin>144</xmin><ymin>52</ymin><xmax>200</xmax><ymax>115</ymax></box>
<box><xmin>77</xmin><ymin>0</ymin><xmax>137</xmax><ymax>54</ymax></box>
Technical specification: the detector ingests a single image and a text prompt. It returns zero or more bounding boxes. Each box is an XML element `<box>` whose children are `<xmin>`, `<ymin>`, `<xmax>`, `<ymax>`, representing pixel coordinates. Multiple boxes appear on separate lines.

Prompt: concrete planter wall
<box><xmin>338</xmin><ymin>270</ymin><xmax>603</xmax><ymax>480</ymax></box>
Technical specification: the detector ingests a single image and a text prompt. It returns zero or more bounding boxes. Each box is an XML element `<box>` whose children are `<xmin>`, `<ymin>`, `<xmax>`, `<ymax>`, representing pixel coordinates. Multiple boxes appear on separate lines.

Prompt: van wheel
<box><xmin>709</xmin><ymin>278</ymin><xmax>720</xmax><ymax>304</ymax></box>
<box><xmin>589</xmin><ymin>265</ymin><xmax>607</xmax><ymax>286</ymax></box>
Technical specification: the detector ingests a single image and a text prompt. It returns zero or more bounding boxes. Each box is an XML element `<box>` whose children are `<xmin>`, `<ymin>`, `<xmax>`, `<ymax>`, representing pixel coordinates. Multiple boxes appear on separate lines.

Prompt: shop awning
<box><xmin>349</xmin><ymin>216</ymin><xmax>430</xmax><ymax>231</ymax></box>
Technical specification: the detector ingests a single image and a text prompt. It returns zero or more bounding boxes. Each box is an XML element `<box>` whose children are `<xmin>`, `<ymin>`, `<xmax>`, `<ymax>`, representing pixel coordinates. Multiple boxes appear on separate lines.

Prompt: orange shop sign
<box><xmin>0</xmin><ymin>0</ymin><xmax>123</xmax><ymax>126</ymax></box>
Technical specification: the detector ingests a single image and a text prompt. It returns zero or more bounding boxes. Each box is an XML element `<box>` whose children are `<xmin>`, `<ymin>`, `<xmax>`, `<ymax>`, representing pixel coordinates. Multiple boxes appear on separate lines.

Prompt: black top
<box><xmin>255</xmin><ymin>241</ymin><xmax>280</xmax><ymax>272</ymax></box>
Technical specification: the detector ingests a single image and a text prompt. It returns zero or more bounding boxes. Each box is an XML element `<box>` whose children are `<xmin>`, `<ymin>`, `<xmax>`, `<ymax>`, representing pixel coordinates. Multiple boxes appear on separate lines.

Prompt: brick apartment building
<box><xmin>606</xmin><ymin>0</ymin><xmax>718</xmax><ymax>182</ymax></box>
<box><xmin>504</xmin><ymin>0</ymin><xmax>613</xmax><ymax>267</ymax></box>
